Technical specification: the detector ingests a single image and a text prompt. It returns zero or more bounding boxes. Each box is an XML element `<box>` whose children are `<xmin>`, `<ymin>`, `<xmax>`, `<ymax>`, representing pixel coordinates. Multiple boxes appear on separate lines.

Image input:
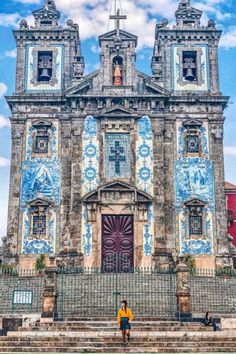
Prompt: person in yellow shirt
<box><xmin>117</xmin><ymin>300</ymin><xmax>134</xmax><ymax>346</ymax></box>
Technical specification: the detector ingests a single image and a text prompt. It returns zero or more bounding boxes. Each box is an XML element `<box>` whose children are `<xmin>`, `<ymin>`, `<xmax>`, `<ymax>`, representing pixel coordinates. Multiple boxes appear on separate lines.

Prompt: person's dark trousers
<box><xmin>213</xmin><ymin>319</ymin><xmax>220</xmax><ymax>332</ymax></box>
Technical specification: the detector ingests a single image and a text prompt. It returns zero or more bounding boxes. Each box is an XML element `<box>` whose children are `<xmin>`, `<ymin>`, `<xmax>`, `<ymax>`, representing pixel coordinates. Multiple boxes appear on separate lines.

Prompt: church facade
<box><xmin>5</xmin><ymin>0</ymin><xmax>232</xmax><ymax>270</ymax></box>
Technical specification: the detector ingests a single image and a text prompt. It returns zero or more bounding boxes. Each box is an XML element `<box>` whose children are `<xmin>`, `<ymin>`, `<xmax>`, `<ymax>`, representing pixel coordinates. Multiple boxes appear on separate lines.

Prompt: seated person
<box><xmin>204</xmin><ymin>312</ymin><xmax>220</xmax><ymax>332</ymax></box>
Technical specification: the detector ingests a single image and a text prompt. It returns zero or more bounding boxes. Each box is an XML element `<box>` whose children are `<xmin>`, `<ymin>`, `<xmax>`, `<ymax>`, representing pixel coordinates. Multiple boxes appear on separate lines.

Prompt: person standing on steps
<box><xmin>117</xmin><ymin>300</ymin><xmax>134</xmax><ymax>347</ymax></box>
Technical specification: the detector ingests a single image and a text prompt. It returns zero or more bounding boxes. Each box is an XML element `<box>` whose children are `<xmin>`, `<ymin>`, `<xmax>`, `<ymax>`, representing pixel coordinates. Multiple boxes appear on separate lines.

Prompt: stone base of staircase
<box><xmin>0</xmin><ymin>317</ymin><xmax>236</xmax><ymax>353</ymax></box>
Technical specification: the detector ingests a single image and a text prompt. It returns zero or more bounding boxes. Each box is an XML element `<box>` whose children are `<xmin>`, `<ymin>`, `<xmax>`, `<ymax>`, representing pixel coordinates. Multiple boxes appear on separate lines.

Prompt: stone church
<box><xmin>5</xmin><ymin>0</ymin><xmax>232</xmax><ymax>270</ymax></box>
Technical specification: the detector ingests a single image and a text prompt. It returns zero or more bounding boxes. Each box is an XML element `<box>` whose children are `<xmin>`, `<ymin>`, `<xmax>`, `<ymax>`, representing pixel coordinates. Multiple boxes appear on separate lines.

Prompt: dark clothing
<box><xmin>120</xmin><ymin>317</ymin><xmax>131</xmax><ymax>331</ymax></box>
<box><xmin>204</xmin><ymin>317</ymin><xmax>220</xmax><ymax>332</ymax></box>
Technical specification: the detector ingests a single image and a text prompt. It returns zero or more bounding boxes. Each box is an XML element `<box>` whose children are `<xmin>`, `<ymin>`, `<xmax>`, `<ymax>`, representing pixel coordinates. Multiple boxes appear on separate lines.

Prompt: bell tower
<box><xmin>152</xmin><ymin>0</ymin><xmax>221</xmax><ymax>94</ymax></box>
<box><xmin>14</xmin><ymin>0</ymin><xmax>84</xmax><ymax>94</ymax></box>
<box><xmin>97</xmin><ymin>8</ymin><xmax>138</xmax><ymax>92</ymax></box>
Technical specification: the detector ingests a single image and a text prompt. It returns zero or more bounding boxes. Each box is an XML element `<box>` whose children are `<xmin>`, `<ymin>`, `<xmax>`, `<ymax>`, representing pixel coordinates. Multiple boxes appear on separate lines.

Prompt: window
<box><xmin>32</xmin><ymin>215</ymin><xmax>46</xmax><ymax>237</ymax></box>
<box><xmin>186</xmin><ymin>134</ymin><xmax>200</xmax><ymax>153</ymax></box>
<box><xmin>183</xmin><ymin>51</ymin><xmax>197</xmax><ymax>82</ymax></box>
<box><xmin>38</xmin><ymin>51</ymin><xmax>53</xmax><ymax>82</ymax></box>
<box><xmin>35</xmin><ymin>136</ymin><xmax>49</xmax><ymax>154</ymax></box>
<box><xmin>186</xmin><ymin>203</ymin><xmax>205</xmax><ymax>237</ymax></box>
<box><xmin>29</xmin><ymin>199</ymin><xmax>50</xmax><ymax>240</ymax></box>
<box><xmin>183</xmin><ymin>122</ymin><xmax>202</xmax><ymax>155</ymax></box>
<box><xmin>32</xmin><ymin>121</ymin><xmax>52</xmax><ymax>156</ymax></box>
<box><xmin>189</xmin><ymin>213</ymin><xmax>203</xmax><ymax>236</ymax></box>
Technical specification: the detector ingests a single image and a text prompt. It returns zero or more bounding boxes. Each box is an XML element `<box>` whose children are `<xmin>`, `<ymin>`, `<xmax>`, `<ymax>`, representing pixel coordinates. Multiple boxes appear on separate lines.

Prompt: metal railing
<box><xmin>57</xmin><ymin>266</ymin><xmax>176</xmax><ymax>319</ymax></box>
<box><xmin>190</xmin><ymin>268</ymin><xmax>236</xmax><ymax>314</ymax></box>
<box><xmin>0</xmin><ymin>268</ymin><xmax>45</xmax><ymax>314</ymax></box>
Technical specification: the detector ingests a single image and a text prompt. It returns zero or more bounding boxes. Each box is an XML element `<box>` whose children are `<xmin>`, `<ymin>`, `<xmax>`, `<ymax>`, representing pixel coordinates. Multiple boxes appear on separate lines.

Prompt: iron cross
<box><xmin>110</xmin><ymin>9</ymin><xmax>127</xmax><ymax>37</ymax></box>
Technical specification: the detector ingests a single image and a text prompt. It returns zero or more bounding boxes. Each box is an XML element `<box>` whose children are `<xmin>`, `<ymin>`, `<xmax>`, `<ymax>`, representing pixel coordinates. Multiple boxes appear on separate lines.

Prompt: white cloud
<box><xmin>220</xmin><ymin>27</ymin><xmax>236</xmax><ymax>49</ymax></box>
<box><xmin>90</xmin><ymin>45</ymin><xmax>100</xmax><ymax>54</ymax></box>
<box><xmin>0</xmin><ymin>0</ymin><xmax>233</xmax><ymax>49</ymax></box>
<box><xmin>224</xmin><ymin>147</ymin><xmax>236</xmax><ymax>156</ymax></box>
<box><xmin>0</xmin><ymin>157</ymin><xmax>10</xmax><ymax>167</ymax></box>
<box><xmin>0</xmin><ymin>13</ymin><xmax>20</xmax><ymax>28</ymax></box>
<box><xmin>0</xmin><ymin>115</ymin><xmax>10</xmax><ymax>129</ymax></box>
<box><xmin>53</xmin><ymin>0</ymin><xmax>233</xmax><ymax>50</ymax></box>
<box><xmin>0</xmin><ymin>83</ymin><xmax>8</xmax><ymax>99</ymax></box>
<box><xmin>5</xmin><ymin>49</ymin><xmax>17</xmax><ymax>58</ymax></box>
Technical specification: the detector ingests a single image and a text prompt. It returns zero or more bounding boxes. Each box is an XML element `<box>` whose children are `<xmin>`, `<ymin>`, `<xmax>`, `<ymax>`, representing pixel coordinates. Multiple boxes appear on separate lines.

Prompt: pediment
<box><xmin>185</xmin><ymin>198</ymin><xmax>206</xmax><ymax>207</ymax></box>
<box><xmin>28</xmin><ymin>198</ymin><xmax>51</xmax><ymax>207</ymax></box>
<box><xmin>98</xmin><ymin>106</ymin><xmax>138</xmax><ymax>117</ymax></box>
<box><xmin>32</xmin><ymin>120</ymin><xmax>52</xmax><ymax>128</ymax></box>
<box><xmin>83</xmin><ymin>181</ymin><xmax>153</xmax><ymax>204</ymax></box>
<box><xmin>99</xmin><ymin>29</ymin><xmax>138</xmax><ymax>45</ymax></box>
<box><xmin>182</xmin><ymin>119</ymin><xmax>202</xmax><ymax>127</ymax></box>
<box><xmin>177</xmin><ymin>7</ymin><xmax>202</xmax><ymax>18</ymax></box>
<box><xmin>102</xmin><ymin>181</ymin><xmax>135</xmax><ymax>191</ymax></box>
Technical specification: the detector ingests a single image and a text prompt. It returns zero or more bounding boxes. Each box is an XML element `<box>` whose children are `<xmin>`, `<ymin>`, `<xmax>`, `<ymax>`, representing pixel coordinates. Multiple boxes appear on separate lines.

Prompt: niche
<box><xmin>113</xmin><ymin>56</ymin><xmax>123</xmax><ymax>86</ymax></box>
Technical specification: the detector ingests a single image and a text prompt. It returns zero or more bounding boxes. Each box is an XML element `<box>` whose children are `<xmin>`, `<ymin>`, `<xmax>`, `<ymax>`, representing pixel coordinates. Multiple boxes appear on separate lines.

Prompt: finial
<box><xmin>32</xmin><ymin>0</ymin><xmax>60</xmax><ymax>28</ymax></box>
<box><xmin>44</xmin><ymin>0</ymin><xmax>56</xmax><ymax>10</ymax></box>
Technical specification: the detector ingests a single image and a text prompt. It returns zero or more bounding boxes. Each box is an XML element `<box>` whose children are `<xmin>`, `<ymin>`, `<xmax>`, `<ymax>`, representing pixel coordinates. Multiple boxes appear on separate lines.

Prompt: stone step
<box><xmin>64</xmin><ymin>317</ymin><xmax>177</xmax><ymax>321</ymax></box>
<box><xmin>1</xmin><ymin>340</ymin><xmax>236</xmax><ymax>347</ymax></box>
<box><xmin>7</xmin><ymin>331</ymin><xmax>236</xmax><ymax>338</ymax></box>
<box><xmin>19</xmin><ymin>326</ymin><xmax>211</xmax><ymax>333</ymax></box>
<box><xmin>35</xmin><ymin>320</ymin><xmax>196</xmax><ymax>326</ymax></box>
<box><xmin>1</xmin><ymin>347</ymin><xmax>236</xmax><ymax>353</ymax></box>
<box><xmin>3</xmin><ymin>336</ymin><xmax>236</xmax><ymax>342</ymax></box>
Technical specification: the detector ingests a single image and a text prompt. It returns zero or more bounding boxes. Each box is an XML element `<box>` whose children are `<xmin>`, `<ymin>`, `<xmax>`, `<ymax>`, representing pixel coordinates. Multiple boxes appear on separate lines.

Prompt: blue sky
<box><xmin>0</xmin><ymin>0</ymin><xmax>236</xmax><ymax>237</ymax></box>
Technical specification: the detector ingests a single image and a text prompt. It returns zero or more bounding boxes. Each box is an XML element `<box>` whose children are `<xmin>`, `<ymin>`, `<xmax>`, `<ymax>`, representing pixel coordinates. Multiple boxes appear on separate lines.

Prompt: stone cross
<box><xmin>110</xmin><ymin>9</ymin><xmax>127</xmax><ymax>37</ymax></box>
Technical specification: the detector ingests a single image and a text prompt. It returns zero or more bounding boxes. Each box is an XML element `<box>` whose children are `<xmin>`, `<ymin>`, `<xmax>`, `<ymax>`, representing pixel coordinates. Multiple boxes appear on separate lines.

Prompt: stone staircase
<box><xmin>0</xmin><ymin>317</ymin><xmax>236</xmax><ymax>353</ymax></box>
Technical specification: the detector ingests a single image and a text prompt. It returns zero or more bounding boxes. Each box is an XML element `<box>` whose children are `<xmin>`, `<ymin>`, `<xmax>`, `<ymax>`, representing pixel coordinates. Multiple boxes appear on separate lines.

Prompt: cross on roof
<box><xmin>109</xmin><ymin>9</ymin><xmax>127</xmax><ymax>37</ymax></box>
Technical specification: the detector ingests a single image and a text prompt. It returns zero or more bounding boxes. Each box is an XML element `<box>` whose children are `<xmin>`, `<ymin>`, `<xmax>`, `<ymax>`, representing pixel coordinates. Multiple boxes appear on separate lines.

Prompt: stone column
<box><xmin>211</xmin><ymin>123</ymin><xmax>232</xmax><ymax>268</ymax></box>
<box><xmin>175</xmin><ymin>261</ymin><xmax>192</xmax><ymax>320</ymax></box>
<box><xmin>41</xmin><ymin>258</ymin><xmax>58</xmax><ymax>322</ymax></box>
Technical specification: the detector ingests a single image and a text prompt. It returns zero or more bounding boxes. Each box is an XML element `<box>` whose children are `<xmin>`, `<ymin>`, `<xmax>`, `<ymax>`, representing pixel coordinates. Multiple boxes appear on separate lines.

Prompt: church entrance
<box><xmin>102</xmin><ymin>215</ymin><xmax>134</xmax><ymax>273</ymax></box>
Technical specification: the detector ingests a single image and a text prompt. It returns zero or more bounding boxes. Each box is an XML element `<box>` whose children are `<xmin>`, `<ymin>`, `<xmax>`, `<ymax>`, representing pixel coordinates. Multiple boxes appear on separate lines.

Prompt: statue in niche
<box><xmin>113</xmin><ymin>61</ymin><xmax>123</xmax><ymax>86</ymax></box>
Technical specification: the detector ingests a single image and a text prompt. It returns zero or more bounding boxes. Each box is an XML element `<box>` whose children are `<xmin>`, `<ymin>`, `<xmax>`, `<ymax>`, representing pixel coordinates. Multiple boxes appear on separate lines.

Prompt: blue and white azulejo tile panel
<box><xmin>174</xmin><ymin>157</ymin><xmax>215</xmax><ymax>206</ymax></box>
<box><xmin>20</xmin><ymin>121</ymin><xmax>60</xmax><ymax>255</ymax></box>
<box><xmin>171</xmin><ymin>44</ymin><xmax>210</xmax><ymax>92</ymax></box>
<box><xmin>175</xmin><ymin>122</ymin><xmax>215</xmax><ymax>256</ymax></box>
<box><xmin>22</xmin><ymin>209</ymin><xmax>57</xmax><ymax>255</ymax></box>
<box><xmin>136</xmin><ymin>116</ymin><xmax>154</xmax><ymax>196</ymax></box>
<box><xmin>25</xmin><ymin>45</ymin><xmax>64</xmax><ymax>92</ymax></box>
<box><xmin>104</xmin><ymin>133</ymin><xmax>131</xmax><ymax>180</ymax></box>
<box><xmin>82</xmin><ymin>116</ymin><xmax>99</xmax><ymax>196</ymax></box>
<box><xmin>81</xmin><ymin>205</ymin><xmax>92</xmax><ymax>257</ymax></box>
<box><xmin>143</xmin><ymin>205</ymin><xmax>154</xmax><ymax>257</ymax></box>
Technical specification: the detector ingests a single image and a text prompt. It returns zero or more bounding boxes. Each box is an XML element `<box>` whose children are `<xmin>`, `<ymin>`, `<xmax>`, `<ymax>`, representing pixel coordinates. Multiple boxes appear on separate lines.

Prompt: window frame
<box><xmin>37</xmin><ymin>51</ymin><xmax>53</xmax><ymax>83</ymax></box>
<box><xmin>31</xmin><ymin>121</ymin><xmax>52</xmax><ymax>158</ymax></box>
<box><xmin>185</xmin><ymin>200</ymin><xmax>206</xmax><ymax>240</ymax></box>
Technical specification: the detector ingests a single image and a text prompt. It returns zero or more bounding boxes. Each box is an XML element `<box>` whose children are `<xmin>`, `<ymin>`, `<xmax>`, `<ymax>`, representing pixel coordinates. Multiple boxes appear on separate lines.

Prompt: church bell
<box><xmin>39</xmin><ymin>68</ymin><xmax>51</xmax><ymax>81</ymax></box>
<box><xmin>38</xmin><ymin>54</ymin><xmax>52</xmax><ymax>81</ymax></box>
<box><xmin>183</xmin><ymin>57</ymin><xmax>196</xmax><ymax>81</ymax></box>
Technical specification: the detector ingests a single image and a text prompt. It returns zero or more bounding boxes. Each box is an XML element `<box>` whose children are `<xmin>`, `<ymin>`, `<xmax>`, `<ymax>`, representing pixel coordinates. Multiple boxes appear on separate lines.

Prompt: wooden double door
<box><xmin>102</xmin><ymin>215</ymin><xmax>134</xmax><ymax>273</ymax></box>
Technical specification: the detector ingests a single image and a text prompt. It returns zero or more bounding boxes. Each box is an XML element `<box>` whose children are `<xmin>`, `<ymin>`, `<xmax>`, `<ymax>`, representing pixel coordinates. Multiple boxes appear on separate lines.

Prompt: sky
<box><xmin>0</xmin><ymin>0</ymin><xmax>236</xmax><ymax>238</ymax></box>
